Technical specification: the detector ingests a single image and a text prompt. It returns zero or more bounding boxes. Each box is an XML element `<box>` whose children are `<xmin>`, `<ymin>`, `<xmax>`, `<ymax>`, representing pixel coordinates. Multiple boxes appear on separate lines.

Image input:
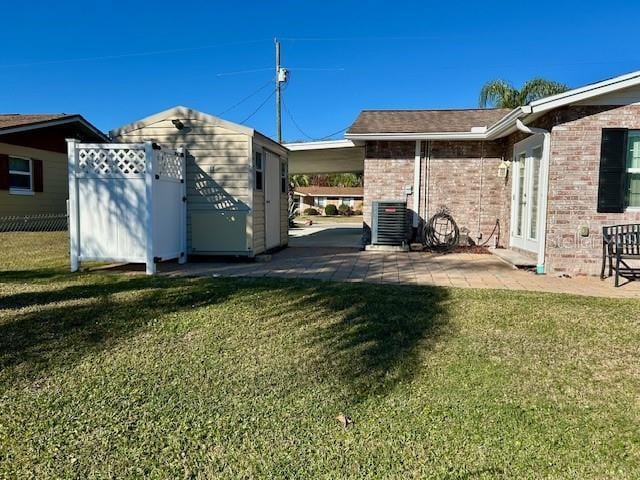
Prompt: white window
<box><xmin>315</xmin><ymin>197</ymin><xmax>327</xmax><ymax>207</ymax></box>
<box><xmin>627</xmin><ymin>131</ymin><xmax>640</xmax><ymax>208</ymax></box>
<box><xmin>9</xmin><ymin>156</ymin><xmax>33</xmax><ymax>194</ymax></box>
<box><xmin>341</xmin><ymin>197</ymin><xmax>354</xmax><ymax>207</ymax></box>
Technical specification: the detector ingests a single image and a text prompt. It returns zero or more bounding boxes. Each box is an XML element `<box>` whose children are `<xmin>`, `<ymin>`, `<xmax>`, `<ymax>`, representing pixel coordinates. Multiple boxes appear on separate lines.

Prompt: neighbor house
<box><xmin>110</xmin><ymin>106</ymin><xmax>289</xmax><ymax>257</ymax></box>
<box><xmin>294</xmin><ymin>186</ymin><xmax>363</xmax><ymax>214</ymax></box>
<box><xmin>0</xmin><ymin>114</ymin><xmax>107</xmax><ymax>216</ymax></box>
<box><xmin>344</xmin><ymin>71</ymin><xmax>640</xmax><ymax>276</ymax></box>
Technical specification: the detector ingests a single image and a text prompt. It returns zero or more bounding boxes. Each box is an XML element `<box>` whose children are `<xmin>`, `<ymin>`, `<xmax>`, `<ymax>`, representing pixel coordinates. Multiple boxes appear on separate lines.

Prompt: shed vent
<box><xmin>372</xmin><ymin>201</ymin><xmax>408</xmax><ymax>246</ymax></box>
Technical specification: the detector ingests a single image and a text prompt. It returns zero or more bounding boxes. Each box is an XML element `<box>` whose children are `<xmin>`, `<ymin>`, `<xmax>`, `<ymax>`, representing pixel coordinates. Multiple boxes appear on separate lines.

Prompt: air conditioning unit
<box><xmin>372</xmin><ymin>201</ymin><xmax>408</xmax><ymax>246</ymax></box>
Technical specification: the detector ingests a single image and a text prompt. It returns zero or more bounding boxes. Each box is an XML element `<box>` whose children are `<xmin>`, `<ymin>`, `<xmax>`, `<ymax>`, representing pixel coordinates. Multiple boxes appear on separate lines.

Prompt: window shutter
<box><xmin>597</xmin><ymin>128</ymin><xmax>627</xmax><ymax>213</ymax></box>
<box><xmin>0</xmin><ymin>154</ymin><xmax>9</xmax><ymax>190</ymax></box>
<box><xmin>33</xmin><ymin>159</ymin><xmax>44</xmax><ymax>192</ymax></box>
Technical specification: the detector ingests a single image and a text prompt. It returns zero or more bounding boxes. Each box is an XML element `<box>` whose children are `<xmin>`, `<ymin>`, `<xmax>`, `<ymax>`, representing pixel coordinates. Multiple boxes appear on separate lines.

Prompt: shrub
<box><xmin>338</xmin><ymin>204</ymin><xmax>353</xmax><ymax>216</ymax></box>
<box><xmin>324</xmin><ymin>204</ymin><xmax>338</xmax><ymax>216</ymax></box>
<box><xmin>353</xmin><ymin>209</ymin><xmax>363</xmax><ymax>216</ymax></box>
<box><xmin>303</xmin><ymin>207</ymin><xmax>319</xmax><ymax>216</ymax></box>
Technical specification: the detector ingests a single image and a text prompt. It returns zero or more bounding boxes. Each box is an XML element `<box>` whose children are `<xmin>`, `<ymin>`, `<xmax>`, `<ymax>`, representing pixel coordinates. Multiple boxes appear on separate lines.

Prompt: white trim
<box><xmin>8</xmin><ymin>155</ymin><xmax>33</xmax><ymax>193</ymax></box>
<box><xmin>284</xmin><ymin>139</ymin><xmax>356</xmax><ymax>150</ymax></box>
<box><xmin>143</xmin><ymin>141</ymin><xmax>156</xmax><ymax>275</ymax></box>
<box><xmin>528</xmin><ymin>70</ymin><xmax>640</xmax><ymax>112</ymax></box>
<box><xmin>66</xmin><ymin>139</ymin><xmax>80</xmax><ymax>272</ymax></box>
<box><xmin>515</xmin><ymin>120</ymin><xmax>551</xmax><ymax>274</ymax></box>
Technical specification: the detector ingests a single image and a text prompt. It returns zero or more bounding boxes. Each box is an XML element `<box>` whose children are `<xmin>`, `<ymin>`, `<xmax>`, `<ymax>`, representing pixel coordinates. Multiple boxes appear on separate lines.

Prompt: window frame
<box><xmin>254</xmin><ymin>150</ymin><xmax>263</xmax><ymax>191</ymax></box>
<box><xmin>280</xmin><ymin>160</ymin><xmax>287</xmax><ymax>194</ymax></box>
<box><xmin>8</xmin><ymin>156</ymin><xmax>34</xmax><ymax>195</ymax></box>
<box><xmin>625</xmin><ymin>130</ymin><xmax>640</xmax><ymax>210</ymax></box>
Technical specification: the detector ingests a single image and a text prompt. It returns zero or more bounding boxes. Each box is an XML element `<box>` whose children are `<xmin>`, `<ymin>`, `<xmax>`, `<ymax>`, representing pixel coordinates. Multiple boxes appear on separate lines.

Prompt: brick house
<box><xmin>293</xmin><ymin>186</ymin><xmax>363</xmax><ymax>214</ymax></box>
<box><xmin>344</xmin><ymin>71</ymin><xmax>640</xmax><ymax>276</ymax></box>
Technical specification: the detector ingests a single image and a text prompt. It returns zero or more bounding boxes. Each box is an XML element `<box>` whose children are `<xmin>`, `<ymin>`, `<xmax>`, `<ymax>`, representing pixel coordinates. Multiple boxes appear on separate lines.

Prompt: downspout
<box><xmin>477</xmin><ymin>141</ymin><xmax>485</xmax><ymax>242</ymax></box>
<box><xmin>516</xmin><ymin>119</ymin><xmax>551</xmax><ymax>275</ymax></box>
<box><xmin>413</xmin><ymin>140</ymin><xmax>421</xmax><ymax>231</ymax></box>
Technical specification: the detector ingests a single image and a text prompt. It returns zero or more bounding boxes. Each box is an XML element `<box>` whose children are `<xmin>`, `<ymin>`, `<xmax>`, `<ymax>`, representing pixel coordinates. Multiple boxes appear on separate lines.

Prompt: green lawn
<box><xmin>1</xmin><ymin>233</ymin><xmax>639</xmax><ymax>478</ymax></box>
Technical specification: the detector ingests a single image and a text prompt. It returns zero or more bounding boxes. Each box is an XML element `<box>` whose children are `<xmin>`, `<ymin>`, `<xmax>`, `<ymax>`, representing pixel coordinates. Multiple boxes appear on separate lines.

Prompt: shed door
<box><xmin>265</xmin><ymin>151</ymin><xmax>281</xmax><ymax>250</ymax></box>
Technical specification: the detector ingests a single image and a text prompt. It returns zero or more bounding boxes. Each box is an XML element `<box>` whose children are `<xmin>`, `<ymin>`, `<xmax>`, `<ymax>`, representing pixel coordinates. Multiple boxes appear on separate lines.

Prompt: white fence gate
<box><xmin>67</xmin><ymin>140</ymin><xmax>186</xmax><ymax>274</ymax></box>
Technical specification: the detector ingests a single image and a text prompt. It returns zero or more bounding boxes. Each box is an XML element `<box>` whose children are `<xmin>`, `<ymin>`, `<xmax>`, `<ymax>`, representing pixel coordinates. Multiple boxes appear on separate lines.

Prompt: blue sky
<box><xmin>2</xmin><ymin>1</ymin><xmax>640</xmax><ymax>141</ymax></box>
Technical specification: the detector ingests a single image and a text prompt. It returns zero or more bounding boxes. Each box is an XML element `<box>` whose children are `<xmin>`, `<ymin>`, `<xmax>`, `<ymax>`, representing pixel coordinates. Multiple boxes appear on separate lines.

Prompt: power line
<box><xmin>282</xmin><ymin>99</ymin><xmax>314</xmax><ymax>140</ymax></box>
<box><xmin>0</xmin><ymin>39</ymin><xmax>269</xmax><ymax>69</ymax></box>
<box><xmin>319</xmin><ymin>126</ymin><xmax>349</xmax><ymax>140</ymax></box>
<box><xmin>282</xmin><ymin>98</ymin><xmax>349</xmax><ymax>141</ymax></box>
<box><xmin>215</xmin><ymin>67</ymin><xmax>272</xmax><ymax>77</ymax></box>
<box><xmin>239</xmin><ymin>89</ymin><xmax>276</xmax><ymax>125</ymax></box>
<box><xmin>218</xmin><ymin>79</ymin><xmax>273</xmax><ymax>116</ymax></box>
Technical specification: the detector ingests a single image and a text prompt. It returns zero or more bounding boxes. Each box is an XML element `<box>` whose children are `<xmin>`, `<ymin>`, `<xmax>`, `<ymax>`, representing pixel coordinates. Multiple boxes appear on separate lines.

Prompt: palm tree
<box><xmin>479</xmin><ymin>78</ymin><xmax>570</xmax><ymax>109</ymax></box>
<box><xmin>289</xmin><ymin>174</ymin><xmax>311</xmax><ymax>188</ymax></box>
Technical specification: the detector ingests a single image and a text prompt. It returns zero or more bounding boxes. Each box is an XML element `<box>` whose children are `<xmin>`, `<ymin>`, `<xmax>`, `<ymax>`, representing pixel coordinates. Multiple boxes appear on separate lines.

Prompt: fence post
<box><xmin>66</xmin><ymin>139</ymin><xmax>80</xmax><ymax>272</ymax></box>
<box><xmin>143</xmin><ymin>141</ymin><xmax>156</xmax><ymax>275</ymax></box>
<box><xmin>178</xmin><ymin>146</ymin><xmax>187</xmax><ymax>264</ymax></box>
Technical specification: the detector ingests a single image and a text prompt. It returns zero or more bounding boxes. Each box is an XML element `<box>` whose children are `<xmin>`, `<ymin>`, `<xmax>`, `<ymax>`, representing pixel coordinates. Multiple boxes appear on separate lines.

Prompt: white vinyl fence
<box><xmin>67</xmin><ymin>140</ymin><xmax>186</xmax><ymax>274</ymax></box>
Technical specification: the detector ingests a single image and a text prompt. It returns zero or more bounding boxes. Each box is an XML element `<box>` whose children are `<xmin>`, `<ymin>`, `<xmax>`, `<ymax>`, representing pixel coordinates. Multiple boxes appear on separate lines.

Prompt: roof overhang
<box><xmin>0</xmin><ymin>115</ymin><xmax>108</xmax><ymax>142</ymax></box>
<box><xmin>284</xmin><ymin>139</ymin><xmax>364</xmax><ymax>174</ymax></box>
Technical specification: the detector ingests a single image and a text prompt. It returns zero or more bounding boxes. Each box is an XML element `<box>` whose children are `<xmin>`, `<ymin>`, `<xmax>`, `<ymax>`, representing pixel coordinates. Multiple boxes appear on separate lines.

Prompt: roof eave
<box><xmin>0</xmin><ymin>115</ymin><xmax>108</xmax><ymax>141</ymax></box>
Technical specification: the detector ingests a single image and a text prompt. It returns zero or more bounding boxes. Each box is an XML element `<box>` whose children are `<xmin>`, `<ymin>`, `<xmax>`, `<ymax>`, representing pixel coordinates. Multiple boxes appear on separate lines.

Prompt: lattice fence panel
<box><xmin>77</xmin><ymin>147</ymin><xmax>146</xmax><ymax>177</ymax></box>
<box><xmin>155</xmin><ymin>149</ymin><xmax>183</xmax><ymax>180</ymax></box>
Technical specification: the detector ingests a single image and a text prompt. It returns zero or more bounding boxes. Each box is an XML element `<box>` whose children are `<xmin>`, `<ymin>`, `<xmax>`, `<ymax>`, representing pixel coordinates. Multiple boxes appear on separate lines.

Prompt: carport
<box><xmin>283</xmin><ymin>139</ymin><xmax>365</xmax><ymax>248</ymax></box>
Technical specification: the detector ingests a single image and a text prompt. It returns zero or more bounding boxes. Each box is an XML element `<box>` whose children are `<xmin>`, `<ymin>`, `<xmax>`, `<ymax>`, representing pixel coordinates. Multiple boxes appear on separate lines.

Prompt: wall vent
<box><xmin>372</xmin><ymin>201</ymin><xmax>408</xmax><ymax>246</ymax></box>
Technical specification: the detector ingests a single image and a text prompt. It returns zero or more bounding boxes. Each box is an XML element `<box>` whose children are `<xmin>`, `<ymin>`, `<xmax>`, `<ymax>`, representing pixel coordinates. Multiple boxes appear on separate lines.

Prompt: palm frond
<box><xmin>478</xmin><ymin>80</ymin><xmax>518</xmax><ymax>108</ymax></box>
<box><xmin>519</xmin><ymin>78</ymin><xmax>570</xmax><ymax>105</ymax></box>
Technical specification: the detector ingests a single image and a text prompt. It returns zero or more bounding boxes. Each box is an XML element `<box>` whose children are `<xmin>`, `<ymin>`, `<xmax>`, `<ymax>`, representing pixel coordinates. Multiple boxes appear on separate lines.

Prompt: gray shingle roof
<box><xmin>0</xmin><ymin>114</ymin><xmax>70</xmax><ymax>130</ymax></box>
<box><xmin>347</xmin><ymin>108</ymin><xmax>512</xmax><ymax>134</ymax></box>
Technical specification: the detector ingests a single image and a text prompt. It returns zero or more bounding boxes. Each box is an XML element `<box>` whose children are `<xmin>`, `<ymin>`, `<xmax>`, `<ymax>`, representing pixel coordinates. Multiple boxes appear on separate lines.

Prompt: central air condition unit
<box><xmin>372</xmin><ymin>201</ymin><xmax>408</xmax><ymax>246</ymax></box>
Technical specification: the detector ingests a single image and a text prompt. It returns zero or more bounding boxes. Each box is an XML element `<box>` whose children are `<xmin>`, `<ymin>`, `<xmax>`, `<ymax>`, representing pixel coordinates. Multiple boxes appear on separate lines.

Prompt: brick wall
<box><xmin>363</xmin><ymin>141</ymin><xmax>415</xmax><ymax>241</ymax></box>
<box><xmin>542</xmin><ymin>105</ymin><xmax>640</xmax><ymax>275</ymax></box>
<box><xmin>426</xmin><ymin>140</ymin><xmax>508</xmax><ymax>245</ymax></box>
<box><xmin>364</xmin><ymin>140</ymin><xmax>509</xmax><ymax>246</ymax></box>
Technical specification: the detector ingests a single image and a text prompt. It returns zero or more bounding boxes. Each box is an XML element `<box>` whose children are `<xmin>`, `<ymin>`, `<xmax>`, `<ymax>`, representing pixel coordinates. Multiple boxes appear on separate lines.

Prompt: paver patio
<box><xmin>160</xmin><ymin>247</ymin><xmax>640</xmax><ymax>299</ymax></box>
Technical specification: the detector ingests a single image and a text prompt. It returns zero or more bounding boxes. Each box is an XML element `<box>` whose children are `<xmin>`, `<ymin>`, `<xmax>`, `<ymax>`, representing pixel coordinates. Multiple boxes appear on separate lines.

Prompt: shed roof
<box><xmin>347</xmin><ymin>108</ymin><xmax>512</xmax><ymax>134</ymax></box>
<box><xmin>110</xmin><ymin>106</ymin><xmax>287</xmax><ymax>155</ymax></box>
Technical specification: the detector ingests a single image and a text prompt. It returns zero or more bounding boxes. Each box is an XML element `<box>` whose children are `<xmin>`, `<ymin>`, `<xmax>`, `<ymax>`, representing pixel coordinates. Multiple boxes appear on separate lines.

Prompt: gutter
<box><xmin>515</xmin><ymin>119</ymin><xmax>551</xmax><ymax>275</ymax></box>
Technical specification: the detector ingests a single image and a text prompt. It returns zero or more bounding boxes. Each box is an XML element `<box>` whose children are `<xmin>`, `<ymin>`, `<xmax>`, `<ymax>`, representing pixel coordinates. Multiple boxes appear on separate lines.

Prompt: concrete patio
<box><xmin>160</xmin><ymin>247</ymin><xmax>640</xmax><ymax>299</ymax></box>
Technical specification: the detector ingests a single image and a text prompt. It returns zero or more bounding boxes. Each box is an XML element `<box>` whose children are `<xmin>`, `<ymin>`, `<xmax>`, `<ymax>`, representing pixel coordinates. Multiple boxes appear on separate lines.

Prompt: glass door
<box><xmin>510</xmin><ymin>137</ymin><xmax>543</xmax><ymax>253</ymax></box>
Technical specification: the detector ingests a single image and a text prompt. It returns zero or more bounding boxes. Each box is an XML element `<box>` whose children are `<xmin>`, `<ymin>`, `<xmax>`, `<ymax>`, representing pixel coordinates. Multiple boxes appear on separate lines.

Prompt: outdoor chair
<box><xmin>601</xmin><ymin>224</ymin><xmax>640</xmax><ymax>287</ymax></box>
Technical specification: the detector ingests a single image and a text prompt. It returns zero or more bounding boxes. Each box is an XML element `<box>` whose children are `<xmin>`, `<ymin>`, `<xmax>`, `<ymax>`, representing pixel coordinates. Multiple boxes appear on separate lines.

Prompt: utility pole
<box><xmin>275</xmin><ymin>38</ymin><xmax>281</xmax><ymax>143</ymax></box>
<box><xmin>275</xmin><ymin>38</ymin><xmax>288</xmax><ymax>143</ymax></box>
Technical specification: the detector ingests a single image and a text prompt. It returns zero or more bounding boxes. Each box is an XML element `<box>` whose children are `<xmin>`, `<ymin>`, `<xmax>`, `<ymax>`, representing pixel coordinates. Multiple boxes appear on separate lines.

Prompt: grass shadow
<box><xmin>285</xmin><ymin>280</ymin><xmax>452</xmax><ymax>404</ymax></box>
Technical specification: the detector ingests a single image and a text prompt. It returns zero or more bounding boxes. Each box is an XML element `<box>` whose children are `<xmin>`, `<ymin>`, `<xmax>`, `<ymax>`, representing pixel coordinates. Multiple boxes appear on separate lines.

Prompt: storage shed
<box><xmin>111</xmin><ymin>107</ymin><xmax>289</xmax><ymax>257</ymax></box>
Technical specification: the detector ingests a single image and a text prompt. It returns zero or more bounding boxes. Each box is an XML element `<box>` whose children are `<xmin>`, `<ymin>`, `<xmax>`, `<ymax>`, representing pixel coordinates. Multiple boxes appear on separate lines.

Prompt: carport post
<box><xmin>66</xmin><ymin>139</ymin><xmax>80</xmax><ymax>272</ymax></box>
<box><xmin>143</xmin><ymin>141</ymin><xmax>156</xmax><ymax>275</ymax></box>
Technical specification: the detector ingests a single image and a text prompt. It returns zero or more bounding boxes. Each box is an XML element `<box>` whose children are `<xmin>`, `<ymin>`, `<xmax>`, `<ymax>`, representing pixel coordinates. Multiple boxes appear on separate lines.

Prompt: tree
<box><xmin>289</xmin><ymin>174</ymin><xmax>311</xmax><ymax>187</ymax></box>
<box><xmin>479</xmin><ymin>78</ymin><xmax>569</xmax><ymax>109</ymax></box>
